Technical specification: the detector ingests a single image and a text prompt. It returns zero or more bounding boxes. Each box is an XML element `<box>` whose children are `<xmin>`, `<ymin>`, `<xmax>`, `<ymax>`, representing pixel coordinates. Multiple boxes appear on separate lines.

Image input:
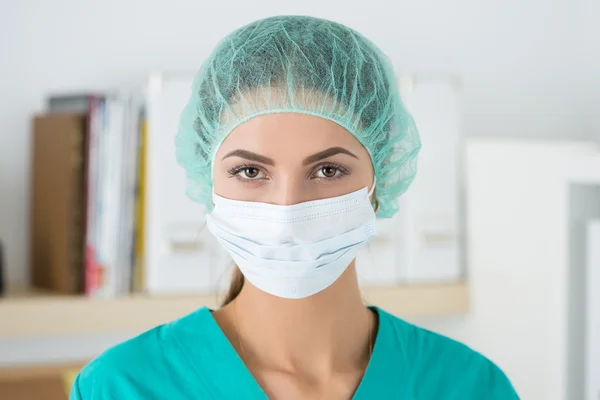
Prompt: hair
<box><xmin>222</xmin><ymin>266</ymin><xmax>245</xmax><ymax>306</ymax></box>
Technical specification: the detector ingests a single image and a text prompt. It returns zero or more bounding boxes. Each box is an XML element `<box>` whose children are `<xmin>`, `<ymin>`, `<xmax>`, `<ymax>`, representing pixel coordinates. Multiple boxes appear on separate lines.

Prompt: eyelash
<box><xmin>311</xmin><ymin>162</ymin><xmax>349</xmax><ymax>181</ymax></box>
<box><xmin>227</xmin><ymin>164</ymin><xmax>266</xmax><ymax>183</ymax></box>
<box><xmin>227</xmin><ymin>163</ymin><xmax>350</xmax><ymax>182</ymax></box>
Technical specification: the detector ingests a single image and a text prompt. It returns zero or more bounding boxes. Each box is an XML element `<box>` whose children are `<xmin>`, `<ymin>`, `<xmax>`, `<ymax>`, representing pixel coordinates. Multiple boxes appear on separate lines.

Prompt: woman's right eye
<box><xmin>230</xmin><ymin>166</ymin><xmax>266</xmax><ymax>180</ymax></box>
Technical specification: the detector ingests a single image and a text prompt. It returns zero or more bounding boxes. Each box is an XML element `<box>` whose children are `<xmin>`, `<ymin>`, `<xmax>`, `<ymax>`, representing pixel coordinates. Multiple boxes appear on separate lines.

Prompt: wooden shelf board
<box><xmin>0</xmin><ymin>282</ymin><xmax>469</xmax><ymax>339</ymax></box>
<box><xmin>0</xmin><ymin>361</ymin><xmax>84</xmax><ymax>381</ymax></box>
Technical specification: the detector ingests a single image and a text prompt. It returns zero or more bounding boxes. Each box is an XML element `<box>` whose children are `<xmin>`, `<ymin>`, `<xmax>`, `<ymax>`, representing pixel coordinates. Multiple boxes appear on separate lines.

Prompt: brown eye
<box><xmin>243</xmin><ymin>167</ymin><xmax>260</xmax><ymax>178</ymax></box>
<box><xmin>321</xmin><ymin>166</ymin><xmax>337</xmax><ymax>178</ymax></box>
<box><xmin>229</xmin><ymin>165</ymin><xmax>266</xmax><ymax>181</ymax></box>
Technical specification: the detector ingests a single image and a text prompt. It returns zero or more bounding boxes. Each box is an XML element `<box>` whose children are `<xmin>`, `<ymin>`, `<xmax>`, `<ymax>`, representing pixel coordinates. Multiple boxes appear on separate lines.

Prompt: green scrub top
<box><xmin>69</xmin><ymin>307</ymin><xmax>519</xmax><ymax>399</ymax></box>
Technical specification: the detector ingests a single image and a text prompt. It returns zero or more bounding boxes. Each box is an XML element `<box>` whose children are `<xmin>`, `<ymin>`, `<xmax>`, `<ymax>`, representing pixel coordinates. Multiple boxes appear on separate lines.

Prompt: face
<box><xmin>213</xmin><ymin>113</ymin><xmax>375</xmax><ymax>205</ymax></box>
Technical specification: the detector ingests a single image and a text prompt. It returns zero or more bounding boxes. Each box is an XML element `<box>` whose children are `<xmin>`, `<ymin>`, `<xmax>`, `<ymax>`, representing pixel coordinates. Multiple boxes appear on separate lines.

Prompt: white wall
<box><xmin>0</xmin><ymin>0</ymin><xmax>589</xmax><ymax>287</ymax></box>
<box><xmin>567</xmin><ymin>186</ymin><xmax>600</xmax><ymax>400</ymax></box>
<box><xmin>579</xmin><ymin>0</ymin><xmax>600</xmax><ymax>142</ymax></box>
<box><xmin>420</xmin><ymin>140</ymin><xmax>598</xmax><ymax>399</ymax></box>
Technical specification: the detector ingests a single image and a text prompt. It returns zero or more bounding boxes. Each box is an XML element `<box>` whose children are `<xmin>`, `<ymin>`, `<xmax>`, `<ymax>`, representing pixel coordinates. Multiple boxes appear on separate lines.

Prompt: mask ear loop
<box><xmin>368</xmin><ymin>177</ymin><xmax>379</xmax><ymax>213</ymax></box>
<box><xmin>367</xmin><ymin>176</ymin><xmax>376</xmax><ymax>197</ymax></box>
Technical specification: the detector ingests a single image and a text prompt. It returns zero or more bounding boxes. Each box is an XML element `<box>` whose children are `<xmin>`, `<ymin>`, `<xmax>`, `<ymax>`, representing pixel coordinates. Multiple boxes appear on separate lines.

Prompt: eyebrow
<box><xmin>221</xmin><ymin>146</ymin><xmax>358</xmax><ymax>166</ymax></box>
<box><xmin>222</xmin><ymin>150</ymin><xmax>275</xmax><ymax>165</ymax></box>
<box><xmin>302</xmin><ymin>147</ymin><xmax>359</xmax><ymax>165</ymax></box>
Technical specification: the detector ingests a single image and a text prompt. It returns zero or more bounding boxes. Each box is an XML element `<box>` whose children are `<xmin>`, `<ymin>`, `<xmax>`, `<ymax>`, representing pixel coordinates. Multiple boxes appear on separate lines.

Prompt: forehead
<box><xmin>216</xmin><ymin>113</ymin><xmax>368</xmax><ymax>160</ymax></box>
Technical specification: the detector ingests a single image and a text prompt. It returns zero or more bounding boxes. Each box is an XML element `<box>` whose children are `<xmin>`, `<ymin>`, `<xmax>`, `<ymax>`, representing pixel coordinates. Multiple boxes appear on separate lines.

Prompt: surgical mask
<box><xmin>206</xmin><ymin>184</ymin><xmax>377</xmax><ymax>299</ymax></box>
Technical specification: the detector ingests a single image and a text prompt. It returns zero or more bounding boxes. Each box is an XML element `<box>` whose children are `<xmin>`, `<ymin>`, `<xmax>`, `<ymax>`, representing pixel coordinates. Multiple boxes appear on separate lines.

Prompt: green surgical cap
<box><xmin>175</xmin><ymin>15</ymin><xmax>421</xmax><ymax>218</ymax></box>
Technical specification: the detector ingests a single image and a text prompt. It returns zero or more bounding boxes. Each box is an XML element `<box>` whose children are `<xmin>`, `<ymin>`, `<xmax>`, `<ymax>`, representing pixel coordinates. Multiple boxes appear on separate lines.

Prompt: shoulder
<box><xmin>70</xmin><ymin>307</ymin><xmax>212</xmax><ymax>400</ymax></box>
<box><xmin>375</xmin><ymin>308</ymin><xmax>519</xmax><ymax>399</ymax></box>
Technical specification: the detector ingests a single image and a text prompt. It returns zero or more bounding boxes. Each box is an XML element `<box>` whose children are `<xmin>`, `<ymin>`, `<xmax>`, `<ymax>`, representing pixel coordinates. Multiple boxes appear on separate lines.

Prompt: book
<box><xmin>132</xmin><ymin>113</ymin><xmax>147</xmax><ymax>292</ymax></box>
<box><xmin>85</xmin><ymin>94</ymin><xmax>140</xmax><ymax>297</ymax></box>
<box><xmin>46</xmin><ymin>92</ymin><xmax>143</xmax><ymax>297</ymax></box>
<box><xmin>30</xmin><ymin>114</ymin><xmax>87</xmax><ymax>293</ymax></box>
<box><xmin>48</xmin><ymin>94</ymin><xmax>105</xmax><ymax>296</ymax></box>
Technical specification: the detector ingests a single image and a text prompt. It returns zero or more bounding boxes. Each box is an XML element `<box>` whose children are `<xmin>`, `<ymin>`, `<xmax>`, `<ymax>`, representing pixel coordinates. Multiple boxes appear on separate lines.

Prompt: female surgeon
<box><xmin>70</xmin><ymin>15</ymin><xmax>519</xmax><ymax>400</ymax></box>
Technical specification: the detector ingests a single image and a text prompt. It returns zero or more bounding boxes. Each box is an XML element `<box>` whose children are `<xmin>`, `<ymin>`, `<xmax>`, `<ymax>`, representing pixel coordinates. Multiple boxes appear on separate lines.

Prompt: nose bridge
<box><xmin>274</xmin><ymin>175</ymin><xmax>304</xmax><ymax>206</ymax></box>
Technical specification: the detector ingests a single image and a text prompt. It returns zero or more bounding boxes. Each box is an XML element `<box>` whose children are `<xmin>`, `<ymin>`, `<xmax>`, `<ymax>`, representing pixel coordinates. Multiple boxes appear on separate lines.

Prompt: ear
<box><xmin>370</xmin><ymin>189</ymin><xmax>380</xmax><ymax>214</ymax></box>
<box><xmin>369</xmin><ymin>179</ymin><xmax>378</xmax><ymax>214</ymax></box>
<box><xmin>373</xmin><ymin>199</ymin><xmax>380</xmax><ymax>214</ymax></box>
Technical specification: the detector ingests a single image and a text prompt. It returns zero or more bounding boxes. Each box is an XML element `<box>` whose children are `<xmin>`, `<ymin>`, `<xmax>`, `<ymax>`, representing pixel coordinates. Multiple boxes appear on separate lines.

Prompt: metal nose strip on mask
<box><xmin>212</xmin><ymin>180</ymin><xmax>375</xmax><ymax>214</ymax></box>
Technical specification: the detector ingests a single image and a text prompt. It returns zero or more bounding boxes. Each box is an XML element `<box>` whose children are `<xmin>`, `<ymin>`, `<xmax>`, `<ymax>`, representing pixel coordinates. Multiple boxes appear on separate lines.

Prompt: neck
<box><xmin>217</xmin><ymin>262</ymin><xmax>375</xmax><ymax>377</ymax></box>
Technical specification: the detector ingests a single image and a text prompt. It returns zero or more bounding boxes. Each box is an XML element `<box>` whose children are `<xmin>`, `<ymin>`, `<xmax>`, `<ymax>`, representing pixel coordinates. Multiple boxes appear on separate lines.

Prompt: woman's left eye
<box><xmin>313</xmin><ymin>165</ymin><xmax>344</xmax><ymax>179</ymax></box>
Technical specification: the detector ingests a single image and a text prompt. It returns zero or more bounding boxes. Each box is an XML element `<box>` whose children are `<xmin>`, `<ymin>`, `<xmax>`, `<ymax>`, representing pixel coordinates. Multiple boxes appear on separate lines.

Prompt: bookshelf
<box><xmin>0</xmin><ymin>282</ymin><xmax>469</xmax><ymax>339</ymax></box>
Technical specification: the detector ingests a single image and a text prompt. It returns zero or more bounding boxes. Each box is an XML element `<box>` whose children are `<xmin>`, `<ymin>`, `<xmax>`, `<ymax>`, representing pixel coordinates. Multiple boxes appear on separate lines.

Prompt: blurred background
<box><xmin>1</xmin><ymin>0</ymin><xmax>599</xmax><ymax>399</ymax></box>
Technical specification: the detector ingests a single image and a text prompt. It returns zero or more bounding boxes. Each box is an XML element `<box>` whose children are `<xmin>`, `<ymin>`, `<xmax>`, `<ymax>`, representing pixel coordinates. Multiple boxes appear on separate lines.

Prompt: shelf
<box><xmin>0</xmin><ymin>361</ymin><xmax>81</xmax><ymax>400</ymax></box>
<box><xmin>0</xmin><ymin>282</ymin><xmax>469</xmax><ymax>340</ymax></box>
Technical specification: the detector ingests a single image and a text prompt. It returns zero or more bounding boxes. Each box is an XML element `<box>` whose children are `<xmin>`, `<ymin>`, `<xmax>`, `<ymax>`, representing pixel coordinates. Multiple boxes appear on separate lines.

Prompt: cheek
<box><xmin>340</xmin><ymin>164</ymin><xmax>374</xmax><ymax>193</ymax></box>
<box><xmin>212</xmin><ymin>162</ymin><xmax>268</xmax><ymax>201</ymax></box>
<box><xmin>211</xmin><ymin>163</ymin><xmax>234</xmax><ymax>194</ymax></box>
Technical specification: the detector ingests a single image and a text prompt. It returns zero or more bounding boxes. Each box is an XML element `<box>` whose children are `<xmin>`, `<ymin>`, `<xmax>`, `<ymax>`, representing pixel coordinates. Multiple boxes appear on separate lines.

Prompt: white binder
<box><xmin>356</xmin><ymin>76</ymin><xmax>463</xmax><ymax>285</ymax></box>
<box><xmin>144</xmin><ymin>73</ymin><xmax>230</xmax><ymax>295</ymax></box>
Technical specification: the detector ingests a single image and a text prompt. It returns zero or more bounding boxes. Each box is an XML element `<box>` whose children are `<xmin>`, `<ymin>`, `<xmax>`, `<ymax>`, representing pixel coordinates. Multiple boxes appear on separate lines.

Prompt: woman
<box><xmin>71</xmin><ymin>15</ymin><xmax>518</xmax><ymax>399</ymax></box>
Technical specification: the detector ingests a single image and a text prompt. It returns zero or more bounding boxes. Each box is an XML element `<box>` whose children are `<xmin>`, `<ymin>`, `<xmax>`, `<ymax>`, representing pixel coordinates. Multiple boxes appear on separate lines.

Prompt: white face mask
<box><xmin>206</xmin><ymin>184</ymin><xmax>377</xmax><ymax>299</ymax></box>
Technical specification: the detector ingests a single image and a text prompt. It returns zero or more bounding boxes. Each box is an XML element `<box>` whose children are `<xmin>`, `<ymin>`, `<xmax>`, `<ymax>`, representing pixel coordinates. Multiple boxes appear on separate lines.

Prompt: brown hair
<box><xmin>221</xmin><ymin>266</ymin><xmax>244</xmax><ymax>306</ymax></box>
